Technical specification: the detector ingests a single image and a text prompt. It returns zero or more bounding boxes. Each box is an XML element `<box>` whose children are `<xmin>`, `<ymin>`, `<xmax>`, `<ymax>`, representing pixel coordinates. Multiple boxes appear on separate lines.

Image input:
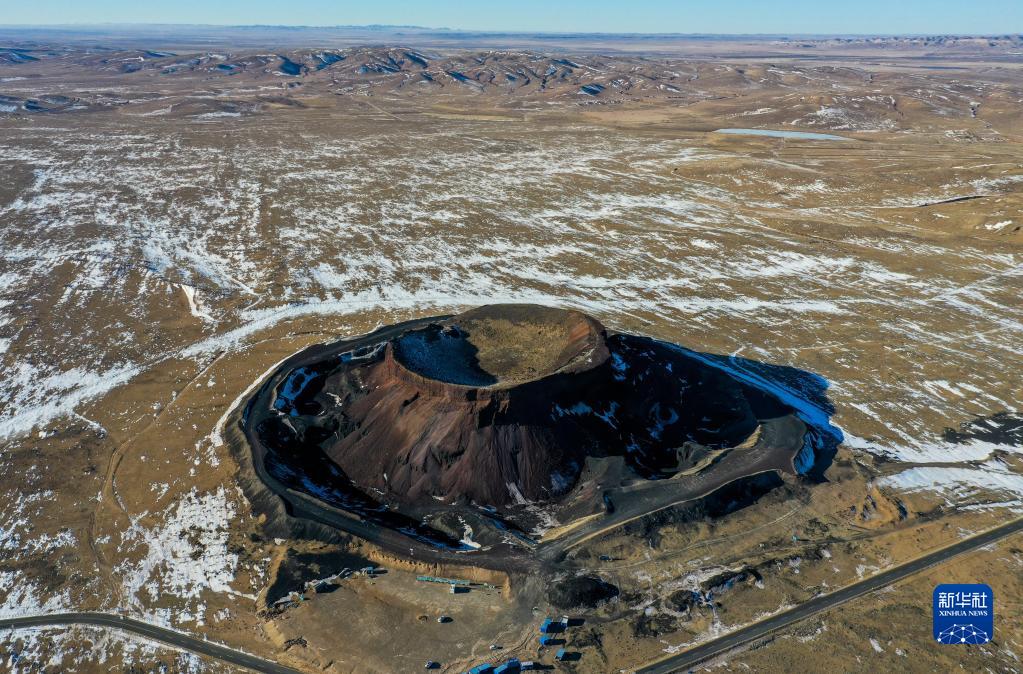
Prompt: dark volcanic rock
<box><xmin>266</xmin><ymin>548</ymin><xmax>370</xmax><ymax>604</ymax></box>
<box><xmin>549</xmin><ymin>575</ymin><xmax>620</xmax><ymax>609</ymax></box>
<box><xmin>254</xmin><ymin>303</ymin><xmax>817</xmax><ymax>516</ymax></box>
<box><xmin>632</xmin><ymin>613</ymin><xmax>678</xmax><ymax>638</ymax></box>
<box><xmin>324</xmin><ymin>305</ymin><xmax>620</xmax><ymax>506</ymax></box>
<box><xmin>668</xmin><ymin>589</ymin><xmax>701</xmax><ymax>612</ymax></box>
<box><xmin>943</xmin><ymin>412</ymin><xmax>1023</xmax><ymax>447</ymax></box>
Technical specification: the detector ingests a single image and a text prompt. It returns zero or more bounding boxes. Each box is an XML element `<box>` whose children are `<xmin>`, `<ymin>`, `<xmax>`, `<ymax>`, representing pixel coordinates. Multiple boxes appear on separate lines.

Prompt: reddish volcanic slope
<box><xmin>258</xmin><ymin>304</ymin><xmax>767</xmax><ymax>508</ymax></box>
<box><xmin>325</xmin><ymin>305</ymin><xmax>613</xmax><ymax>506</ymax></box>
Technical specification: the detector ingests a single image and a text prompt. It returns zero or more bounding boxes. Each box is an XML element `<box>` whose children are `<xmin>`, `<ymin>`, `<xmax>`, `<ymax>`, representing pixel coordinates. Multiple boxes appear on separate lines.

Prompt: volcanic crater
<box><xmin>244</xmin><ymin>304</ymin><xmax>828</xmax><ymax>552</ymax></box>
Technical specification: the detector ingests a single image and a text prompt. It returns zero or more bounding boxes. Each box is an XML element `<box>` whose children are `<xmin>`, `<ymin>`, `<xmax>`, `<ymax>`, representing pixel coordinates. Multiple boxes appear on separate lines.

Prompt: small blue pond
<box><xmin>715</xmin><ymin>128</ymin><xmax>851</xmax><ymax>141</ymax></box>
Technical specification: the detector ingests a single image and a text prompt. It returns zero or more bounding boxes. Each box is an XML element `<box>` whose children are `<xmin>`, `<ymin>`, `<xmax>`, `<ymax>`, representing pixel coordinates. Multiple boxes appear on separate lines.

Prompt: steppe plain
<box><xmin>0</xmin><ymin>30</ymin><xmax>1022</xmax><ymax>673</ymax></box>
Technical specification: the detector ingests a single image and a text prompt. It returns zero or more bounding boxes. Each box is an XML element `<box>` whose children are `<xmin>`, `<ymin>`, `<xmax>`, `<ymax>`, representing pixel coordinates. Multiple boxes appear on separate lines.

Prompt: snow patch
<box><xmin>115</xmin><ymin>486</ymin><xmax>239</xmax><ymax>625</ymax></box>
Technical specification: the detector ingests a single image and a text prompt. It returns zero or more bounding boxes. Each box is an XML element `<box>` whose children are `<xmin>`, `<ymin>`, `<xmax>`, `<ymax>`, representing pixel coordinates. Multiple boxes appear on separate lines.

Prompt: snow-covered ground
<box><xmin>0</xmin><ymin>112</ymin><xmax>1019</xmax><ymax>654</ymax></box>
<box><xmin>115</xmin><ymin>486</ymin><xmax>242</xmax><ymax>626</ymax></box>
<box><xmin>1</xmin><ymin>123</ymin><xmax>1018</xmax><ymax>462</ymax></box>
<box><xmin>0</xmin><ymin>489</ymin><xmax>75</xmax><ymax>618</ymax></box>
<box><xmin>1</xmin><ymin>625</ymin><xmax>210</xmax><ymax>673</ymax></box>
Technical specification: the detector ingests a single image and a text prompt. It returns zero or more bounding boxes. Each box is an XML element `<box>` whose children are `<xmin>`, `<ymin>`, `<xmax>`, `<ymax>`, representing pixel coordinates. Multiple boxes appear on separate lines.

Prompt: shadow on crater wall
<box><xmin>243</xmin><ymin>307</ymin><xmax>846</xmax><ymax>551</ymax></box>
<box><xmin>666</xmin><ymin>343</ymin><xmax>844</xmax><ymax>481</ymax></box>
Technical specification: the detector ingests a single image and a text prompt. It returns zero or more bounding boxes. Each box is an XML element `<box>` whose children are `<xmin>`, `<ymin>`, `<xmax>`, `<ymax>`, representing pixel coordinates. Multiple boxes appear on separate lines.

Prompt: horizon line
<box><xmin>1</xmin><ymin>23</ymin><xmax>1021</xmax><ymax>39</ymax></box>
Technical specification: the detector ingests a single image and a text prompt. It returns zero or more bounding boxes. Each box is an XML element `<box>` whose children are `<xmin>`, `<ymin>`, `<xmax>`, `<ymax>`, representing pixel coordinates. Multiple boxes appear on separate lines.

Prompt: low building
<box><xmin>539</xmin><ymin>617</ymin><xmax>564</xmax><ymax>633</ymax></box>
<box><xmin>494</xmin><ymin>658</ymin><xmax>520</xmax><ymax>673</ymax></box>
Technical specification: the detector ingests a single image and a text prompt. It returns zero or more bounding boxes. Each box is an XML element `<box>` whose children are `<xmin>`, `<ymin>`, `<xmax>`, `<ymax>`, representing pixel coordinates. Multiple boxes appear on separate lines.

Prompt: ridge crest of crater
<box><xmin>391</xmin><ymin>304</ymin><xmax>609</xmax><ymax>390</ymax></box>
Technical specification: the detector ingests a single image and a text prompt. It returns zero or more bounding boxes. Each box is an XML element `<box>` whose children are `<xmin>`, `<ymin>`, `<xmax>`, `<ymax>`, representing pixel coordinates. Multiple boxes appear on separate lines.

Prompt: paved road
<box><xmin>635</xmin><ymin>517</ymin><xmax>1023</xmax><ymax>674</ymax></box>
<box><xmin>0</xmin><ymin>612</ymin><xmax>303</xmax><ymax>674</ymax></box>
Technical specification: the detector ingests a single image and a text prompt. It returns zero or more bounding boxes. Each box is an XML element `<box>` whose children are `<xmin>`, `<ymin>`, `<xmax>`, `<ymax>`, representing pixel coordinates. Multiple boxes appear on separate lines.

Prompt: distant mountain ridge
<box><xmin>1</xmin><ymin>24</ymin><xmax>1021</xmax><ymax>54</ymax></box>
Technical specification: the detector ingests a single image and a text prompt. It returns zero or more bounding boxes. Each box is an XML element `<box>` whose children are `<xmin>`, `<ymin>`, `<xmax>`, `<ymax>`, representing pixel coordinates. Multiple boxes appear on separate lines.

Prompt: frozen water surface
<box><xmin>715</xmin><ymin>128</ymin><xmax>851</xmax><ymax>141</ymax></box>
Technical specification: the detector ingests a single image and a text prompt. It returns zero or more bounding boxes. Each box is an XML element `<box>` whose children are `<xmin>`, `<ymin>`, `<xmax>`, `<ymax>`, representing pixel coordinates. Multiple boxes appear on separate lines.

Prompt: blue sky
<box><xmin>2</xmin><ymin>1</ymin><xmax>1020</xmax><ymax>34</ymax></box>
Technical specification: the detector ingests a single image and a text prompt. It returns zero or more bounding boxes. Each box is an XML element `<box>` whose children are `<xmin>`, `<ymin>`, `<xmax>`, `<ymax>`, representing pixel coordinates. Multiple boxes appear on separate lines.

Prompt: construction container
<box><xmin>417</xmin><ymin>575</ymin><xmax>471</xmax><ymax>586</ymax></box>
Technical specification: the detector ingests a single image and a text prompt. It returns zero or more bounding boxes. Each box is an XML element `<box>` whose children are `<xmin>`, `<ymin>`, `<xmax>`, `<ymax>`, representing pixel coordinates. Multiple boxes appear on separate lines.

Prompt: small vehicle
<box><xmin>424</xmin><ymin>661</ymin><xmax>439</xmax><ymax>670</ymax></box>
<box><xmin>437</xmin><ymin>615</ymin><xmax>452</xmax><ymax>623</ymax></box>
